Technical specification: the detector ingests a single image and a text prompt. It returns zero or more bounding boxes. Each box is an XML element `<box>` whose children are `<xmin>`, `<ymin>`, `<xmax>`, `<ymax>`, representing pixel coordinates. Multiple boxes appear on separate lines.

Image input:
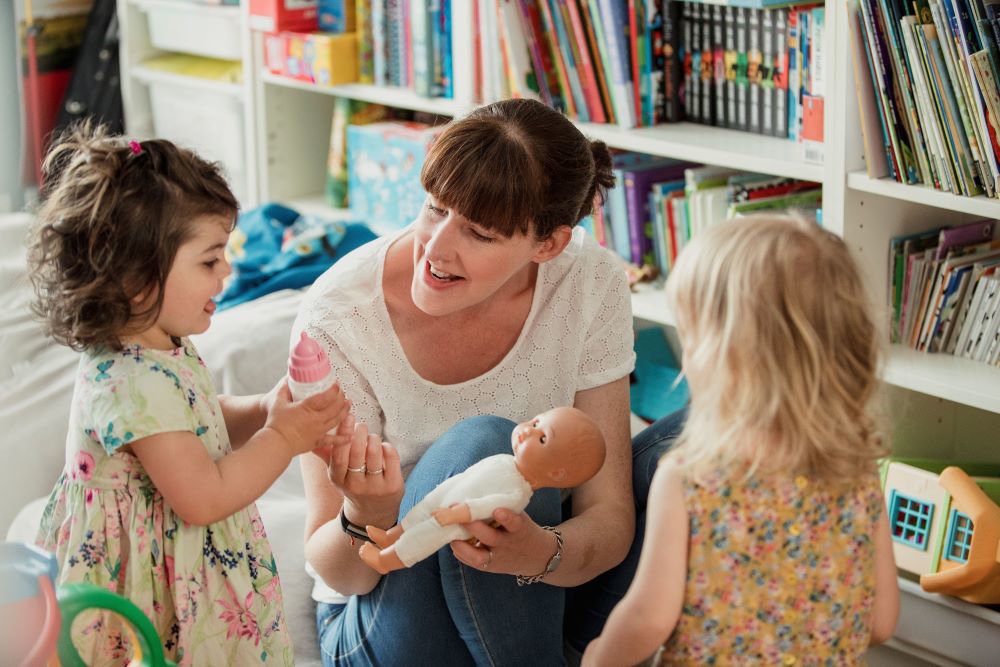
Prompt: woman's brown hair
<box><xmin>420</xmin><ymin>98</ymin><xmax>615</xmax><ymax>238</ymax></box>
<box><xmin>27</xmin><ymin>121</ymin><xmax>238</xmax><ymax>352</ymax></box>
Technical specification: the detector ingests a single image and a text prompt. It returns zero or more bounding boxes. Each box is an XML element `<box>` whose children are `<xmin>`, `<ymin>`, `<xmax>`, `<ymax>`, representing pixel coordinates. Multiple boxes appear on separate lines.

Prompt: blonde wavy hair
<box><xmin>665</xmin><ymin>213</ymin><xmax>888</xmax><ymax>481</ymax></box>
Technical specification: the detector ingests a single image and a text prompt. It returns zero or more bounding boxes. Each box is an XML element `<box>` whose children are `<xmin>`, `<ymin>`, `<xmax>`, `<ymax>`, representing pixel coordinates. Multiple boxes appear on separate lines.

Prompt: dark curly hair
<box><xmin>26</xmin><ymin>121</ymin><xmax>239</xmax><ymax>352</ymax></box>
<box><xmin>420</xmin><ymin>98</ymin><xmax>615</xmax><ymax>239</ymax></box>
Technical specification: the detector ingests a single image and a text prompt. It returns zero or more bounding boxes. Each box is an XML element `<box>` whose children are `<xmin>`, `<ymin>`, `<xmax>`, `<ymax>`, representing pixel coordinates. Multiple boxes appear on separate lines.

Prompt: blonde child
<box><xmin>27</xmin><ymin>124</ymin><xmax>350</xmax><ymax>666</ymax></box>
<box><xmin>583</xmin><ymin>215</ymin><xmax>900</xmax><ymax>666</ymax></box>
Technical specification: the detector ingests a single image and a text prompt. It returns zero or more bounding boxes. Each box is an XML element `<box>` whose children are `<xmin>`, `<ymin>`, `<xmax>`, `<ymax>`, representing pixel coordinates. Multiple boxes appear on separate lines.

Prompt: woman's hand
<box><xmin>450</xmin><ymin>508</ymin><xmax>558</xmax><ymax>576</ymax></box>
<box><xmin>327</xmin><ymin>417</ymin><xmax>404</xmax><ymax>529</ymax></box>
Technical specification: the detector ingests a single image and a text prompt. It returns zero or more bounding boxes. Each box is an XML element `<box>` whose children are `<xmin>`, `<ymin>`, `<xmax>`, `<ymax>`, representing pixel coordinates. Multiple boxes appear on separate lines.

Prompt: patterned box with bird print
<box><xmin>346</xmin><ymin>121</ymin><xmax>445</xmax><ymax>231</ymax></box>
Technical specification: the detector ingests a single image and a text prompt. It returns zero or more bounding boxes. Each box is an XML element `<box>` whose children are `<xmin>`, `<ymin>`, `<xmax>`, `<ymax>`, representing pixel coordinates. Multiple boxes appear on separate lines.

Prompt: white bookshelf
<box><xmin>578</xmin><ymin>121</ymin><xmax>824</xmax><ymax>182</ymax></box>
<box><xmin>848</xmin><ymin>171</ymin><xmax>1000</xmax><ymax>220</ymax></box>
<box><xmin>884</xmin><ymin>347</ymin><xmax>1000</xmax><ymax>415</ymax></box>
<box><xmin>118</xmin><ymin>0</ymin><xmax>259</xmax><ymax>206</ymax></box>
<box><xmin>131</xmin><ymin>65</ymin><xmax>243</xmax><ymax>97</ymax></box>
<box><xmin>262</xmin><ymin>72</ymin><xmax>470</xmax><ymax>117</ymax></box>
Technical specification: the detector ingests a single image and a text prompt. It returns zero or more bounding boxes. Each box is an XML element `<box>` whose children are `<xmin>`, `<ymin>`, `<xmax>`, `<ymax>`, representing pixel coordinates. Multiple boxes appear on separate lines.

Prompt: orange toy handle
<box><xmin>55</xmin><ymin>584</ymin><xmax>177</xmax><ymax>667</ymax></box>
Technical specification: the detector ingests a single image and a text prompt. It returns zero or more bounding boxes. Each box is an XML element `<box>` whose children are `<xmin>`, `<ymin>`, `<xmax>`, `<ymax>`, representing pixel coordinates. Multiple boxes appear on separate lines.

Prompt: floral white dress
<box><xmin>36</xmin><ymin>339</ymin><xmax>293</xmax><ymax>666</ymax></box>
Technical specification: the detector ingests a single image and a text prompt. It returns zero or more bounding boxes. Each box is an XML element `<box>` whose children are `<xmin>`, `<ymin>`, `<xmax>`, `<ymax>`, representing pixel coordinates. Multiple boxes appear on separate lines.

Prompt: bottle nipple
<box><xmin>288</xmin><ymin>331</ymin><xmax>331</xmax><ymax>383</ymax></box>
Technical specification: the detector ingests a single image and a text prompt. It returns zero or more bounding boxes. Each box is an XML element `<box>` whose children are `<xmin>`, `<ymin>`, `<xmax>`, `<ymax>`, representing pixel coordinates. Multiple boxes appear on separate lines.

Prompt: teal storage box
<box><xmin>347</xmin><ymin>121</ymin><xmax>445</xmax><ymax>232</ymax></box>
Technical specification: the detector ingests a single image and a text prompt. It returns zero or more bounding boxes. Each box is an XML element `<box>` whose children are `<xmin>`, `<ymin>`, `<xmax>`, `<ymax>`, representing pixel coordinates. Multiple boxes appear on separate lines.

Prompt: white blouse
<box><xmin>293</xmin><ymin>225</ymin><xmax>635</xmax><ymax>603</ymax></box>
<box><xmin>293</xmin><ymin>225</ymin><xmax>635</xmax><ymax>476</ymax></box>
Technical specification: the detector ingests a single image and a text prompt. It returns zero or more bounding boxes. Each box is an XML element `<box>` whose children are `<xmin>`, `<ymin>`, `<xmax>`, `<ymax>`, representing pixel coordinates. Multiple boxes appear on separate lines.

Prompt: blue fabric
<box><xmin>217</xmin><ymin>204</ymin><xmax>377</xmax><ymax>310</ymax></box>
<box><xmin>317</xmin><ymin>409</ymin><xmax>690</xmax><ymax>667</ymax></box>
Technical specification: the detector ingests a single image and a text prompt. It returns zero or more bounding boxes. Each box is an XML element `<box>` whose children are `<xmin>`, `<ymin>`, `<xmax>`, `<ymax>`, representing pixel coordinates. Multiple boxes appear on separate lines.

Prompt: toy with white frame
<box><xmin>883</xmin><ymin>459</ymin><xmax>1000</xmax><ymax>604</ymax></box>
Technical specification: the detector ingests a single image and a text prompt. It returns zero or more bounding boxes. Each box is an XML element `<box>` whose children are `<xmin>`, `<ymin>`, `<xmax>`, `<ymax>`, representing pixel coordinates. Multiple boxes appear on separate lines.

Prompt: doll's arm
<box><xmin>431</xmin><ymin>486</ymin><xmax>528</xmax><ymax>526</ymax></box>
<box><xmin>432</xmin><ymin>503</ymin><xmax>472</xmax><ymax>526</ymax></box>
<box><xmin>582</xmin><ymin>461</ymin><xmax>688</xmax><ymax>667</ymax></box>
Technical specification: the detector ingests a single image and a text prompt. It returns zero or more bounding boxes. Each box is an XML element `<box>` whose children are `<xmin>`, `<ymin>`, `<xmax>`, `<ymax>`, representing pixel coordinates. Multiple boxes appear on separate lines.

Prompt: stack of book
<box><xmin>848</xmin><ymin>0</ymin><xmax>1000</xmax><ymax>198</ymax></box>
<box><xmin>472</xmin><ymin>1</ymin><xmax>825</xmax><ymax>152</ymax></box>
<box><xmin>889</xmin><ymin>219</ymin><xmax>1000</xmax><ymax>364</ymax></box>
<box><xmin>582</xmin><ymin>152</ymin><xmax>821</xmax><ymax>277</ymax></box>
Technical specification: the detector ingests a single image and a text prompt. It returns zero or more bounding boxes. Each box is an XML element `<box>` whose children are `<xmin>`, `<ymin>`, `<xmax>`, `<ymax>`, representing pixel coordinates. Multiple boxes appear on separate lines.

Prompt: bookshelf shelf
<box><xmin>130</xmin><ymin>0</ymin><xmax>240</xmax><ymax>19</ymax></box>
<box><xmin>131</xmin><ymin>64</ymin><xmax>244</xmax><ymax>97</ymax></box>
<box><xmin>889</xmin><ymin>577</ymin><xmax>1000</xmax><ymax>666</ymax></box>
<box><xmin>847</xmin><ymin>172</ymin><xmax>1000</xmax><ymax>219</ymax></box>
<box><xmin>576</xmin><ymin>121</ymin><xmax>824</xmax><ymax>182</ymax></box>
<box><xmin>883</xmin><ymin>346</ymin><xmax>1000</xmax><ymax>414</ymax></box>
<box><xmin>630</xmin><ymin>283</ymin><xmax>676</xmax><ymax>327</ymax></box>
<box><xmin>261</xmin><ymin>72</ymin><xmax>469</xmax><ymax>117</ymax></box>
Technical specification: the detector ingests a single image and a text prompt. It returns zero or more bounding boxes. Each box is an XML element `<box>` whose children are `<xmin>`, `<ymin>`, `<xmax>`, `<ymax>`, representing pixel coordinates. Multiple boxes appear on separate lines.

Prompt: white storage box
<box><xmin>138</xmin><ymin>68</ymin><xmax>248</xmax><ymax>204</ymax></box>
<box><xmin>135</xmin><ymin>0</ymin><xmax>243</xmax><ymax>61</ymax></box>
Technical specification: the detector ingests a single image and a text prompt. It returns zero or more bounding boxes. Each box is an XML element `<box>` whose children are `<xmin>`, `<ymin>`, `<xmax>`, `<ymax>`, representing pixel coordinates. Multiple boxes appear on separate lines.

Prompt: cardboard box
<box><xmin>264</xmin><ymin>31</ymin><xmax>358</xmax><ymax>86</ymax></box>
<box><xmin>249</xmin><ymin>0</ymin><xmax>318</xmax><ymax>33</ymax></box>
<box><xmin>347</xmin><ymin>122</ymin><xmax>446</xmax><ymax>231</ymax></box>
<box><xmin>318</xmin><ymin>0</ymin><xmax>356</xmax><ymax>32</ymax></box>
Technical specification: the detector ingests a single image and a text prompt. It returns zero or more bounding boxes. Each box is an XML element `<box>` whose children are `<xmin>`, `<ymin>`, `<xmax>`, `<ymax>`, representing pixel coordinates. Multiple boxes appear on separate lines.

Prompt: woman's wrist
<box><xmin>341</xmin><ymin>498</ymin><xmax>398</xmax><ymax>530</ymax></box>
<box><xmin>518</xmin><ymin>524</ymin><xmax>561</xmax><ymax>582</ymax></box>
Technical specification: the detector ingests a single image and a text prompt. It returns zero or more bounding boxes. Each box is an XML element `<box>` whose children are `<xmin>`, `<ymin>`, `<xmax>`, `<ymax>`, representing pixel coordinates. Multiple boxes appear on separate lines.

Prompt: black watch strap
<box><xmin>340</xmin><ymin>509</ymin><xmax>374</xmax><ymax>545</ymax></box>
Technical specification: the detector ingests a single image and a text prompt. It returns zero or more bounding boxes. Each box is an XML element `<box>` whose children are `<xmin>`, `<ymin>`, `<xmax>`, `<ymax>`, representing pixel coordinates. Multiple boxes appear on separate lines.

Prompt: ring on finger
<box><xmin>347</xmin><ymin>463</ymin><xmax>366</xmax><ymax>474</ymax></box>
<box><xmin>365</xmin><ymin>467</ymin><xmax>384</xmax><ymax>475</ymax></box>
<box><xmin>481</xmin><ymin>549</ymin><xmax>494</xmax><ymax>569</ymax></box>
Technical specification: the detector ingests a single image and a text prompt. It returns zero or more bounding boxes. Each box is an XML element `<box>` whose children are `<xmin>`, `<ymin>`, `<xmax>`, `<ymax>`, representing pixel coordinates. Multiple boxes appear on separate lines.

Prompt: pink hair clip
<box><xmin>128</xmin><ymin>140</ymin><xmax>143</xmax><ymax>155</ymax></box>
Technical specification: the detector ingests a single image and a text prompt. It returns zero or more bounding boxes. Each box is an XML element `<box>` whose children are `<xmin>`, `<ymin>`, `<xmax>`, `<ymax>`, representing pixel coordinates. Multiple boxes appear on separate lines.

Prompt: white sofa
<box><xmin>1</xmin><ymin>212</ymin><xmax>323</xmax><ymax>666</ymax></box>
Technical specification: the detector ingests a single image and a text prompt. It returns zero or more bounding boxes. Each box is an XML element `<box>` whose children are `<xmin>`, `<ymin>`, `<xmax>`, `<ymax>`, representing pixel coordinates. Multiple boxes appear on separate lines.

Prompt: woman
<box><xmin>293</xmin><ymin>98</ymin><xmax>670</xmax><ymax>666</ymax></box>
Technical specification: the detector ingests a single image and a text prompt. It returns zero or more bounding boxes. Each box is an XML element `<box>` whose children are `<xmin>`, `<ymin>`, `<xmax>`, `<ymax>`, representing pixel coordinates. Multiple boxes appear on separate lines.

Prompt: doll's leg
<box><xmin>365</xmin><ymin>523</ymin><xmax>403</xmax><ymax>548</ymax></box>
<box><xmin>563</xmin><ymin>406</ymin><xmax>688</xmax><ymax>661</ymax></box>
<box><xmin>360</xmin><ymin>521</ymin><xmax>467</xmax><ymax>573</ymax></box>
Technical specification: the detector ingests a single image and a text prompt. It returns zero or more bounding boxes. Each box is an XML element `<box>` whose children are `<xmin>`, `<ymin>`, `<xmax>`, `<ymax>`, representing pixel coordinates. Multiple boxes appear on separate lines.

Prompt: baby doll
<box><xmin>358</xmin><ymin>406</ymin><xmax>605</xmax><ymax>574</ymax></box>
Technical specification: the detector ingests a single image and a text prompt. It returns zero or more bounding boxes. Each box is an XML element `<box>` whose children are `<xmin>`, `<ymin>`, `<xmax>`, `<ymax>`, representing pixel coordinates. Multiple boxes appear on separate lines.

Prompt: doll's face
<box><xmin>510</xmin><ymin>408</ymin><xmax>578</xmax><ymax>476</ymax></box>
<box><xmin>511</xmin><ymin>407</ymin><xmax>605</xmax><ymax>488</ymax></box>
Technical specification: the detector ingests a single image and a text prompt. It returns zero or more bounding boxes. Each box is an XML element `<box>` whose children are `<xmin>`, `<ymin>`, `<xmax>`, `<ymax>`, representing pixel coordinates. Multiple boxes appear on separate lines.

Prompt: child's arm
<box><xmin>130</xmin><ymin>381</ymin><xmax>348</xmax><ymax>526</ymax></box>
<box><xmin>218</xmin><ymin>393</ymin><xmax>267</xmax><ymax>449</ymax></box>
<box><xmin>582</xmin><ymin>461</ymin><xmax>689</xmax><ymax>667</ymax></box>
<box><xmin>869</xmin><ymin>501</ymin><xmax>900</xmax><ymax>645</ymax></box>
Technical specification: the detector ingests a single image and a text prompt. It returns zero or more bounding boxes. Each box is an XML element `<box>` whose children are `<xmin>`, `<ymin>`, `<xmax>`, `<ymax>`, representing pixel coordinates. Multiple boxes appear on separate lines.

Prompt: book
<box><xmin>624</xmin><ymin>160</ymin><xmax>696</xmax><ymax>265</ymax></box>
<box><xmin>849</xmin><ymin>0</ymin><xmax>890</xmax><ymax>179</ymax></box>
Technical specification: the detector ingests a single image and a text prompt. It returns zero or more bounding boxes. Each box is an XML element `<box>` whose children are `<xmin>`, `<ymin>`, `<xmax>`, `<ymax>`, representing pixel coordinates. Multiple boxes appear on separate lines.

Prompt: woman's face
<box><xmin>410</xmin><ymin>196</ymin><xmax>548</xmax><ymax>317</ymax></box>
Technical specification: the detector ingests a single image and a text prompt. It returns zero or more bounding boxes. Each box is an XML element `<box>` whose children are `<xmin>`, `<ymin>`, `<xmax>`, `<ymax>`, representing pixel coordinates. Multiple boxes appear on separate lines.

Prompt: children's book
<box><xmin>624</xmin><ymin>160</ymin><xmax>696</xmax><ymax>266</ymax></box>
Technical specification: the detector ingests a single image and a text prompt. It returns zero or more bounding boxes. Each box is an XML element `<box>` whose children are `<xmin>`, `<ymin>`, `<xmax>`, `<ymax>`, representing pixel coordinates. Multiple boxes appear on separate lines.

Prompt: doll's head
<box><xmin>511</xmin><ymin>406</ymin><xmax>606</xmax><ymax>489</ymax></box>
<box><xmin>27</xmin><ymin>121</ymin><xmax>238</xmax><ymax>352</ymax></box>
<box><xmin>665</xmin><ymin>213</ymin><xmax>888</xmax><ymax>480</ymax></box>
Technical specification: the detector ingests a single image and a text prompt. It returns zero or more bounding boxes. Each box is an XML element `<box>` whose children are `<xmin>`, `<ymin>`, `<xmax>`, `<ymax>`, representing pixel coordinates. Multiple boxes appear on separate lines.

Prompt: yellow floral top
<box><xmin>657</xmin><ymin>466</ymin><xmax>884</xmax><ymax>666</ymax></box>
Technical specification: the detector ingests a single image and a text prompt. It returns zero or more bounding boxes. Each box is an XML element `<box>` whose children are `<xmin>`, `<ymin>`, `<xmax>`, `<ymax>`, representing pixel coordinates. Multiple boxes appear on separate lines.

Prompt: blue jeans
<box><xmin>317</xmin><ymin>409</ymin><xmax>688</xmax><ymax>667</ymax></box>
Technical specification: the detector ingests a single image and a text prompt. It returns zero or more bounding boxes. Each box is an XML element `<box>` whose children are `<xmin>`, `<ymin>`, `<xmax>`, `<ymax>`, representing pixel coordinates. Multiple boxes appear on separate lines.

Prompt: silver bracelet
<box><xmin>516</xmin><ymin>526</ymin><xmax>563</xmax><ymax>586</ymax></box>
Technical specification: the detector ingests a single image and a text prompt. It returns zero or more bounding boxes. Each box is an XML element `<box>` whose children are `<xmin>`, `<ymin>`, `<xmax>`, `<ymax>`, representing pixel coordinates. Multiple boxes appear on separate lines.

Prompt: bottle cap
<box><xmin>288</xmin><ymin>331</ymin><xmax>331</xmax><ymax>384</ymax></box>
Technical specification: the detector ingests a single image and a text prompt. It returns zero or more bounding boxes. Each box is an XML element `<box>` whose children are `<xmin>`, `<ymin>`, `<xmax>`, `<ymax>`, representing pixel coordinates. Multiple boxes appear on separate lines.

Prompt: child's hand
<box><xmin>264</xmin><ymin>379</ymin><xmax>349</xmax><ymax>457</ymax></box>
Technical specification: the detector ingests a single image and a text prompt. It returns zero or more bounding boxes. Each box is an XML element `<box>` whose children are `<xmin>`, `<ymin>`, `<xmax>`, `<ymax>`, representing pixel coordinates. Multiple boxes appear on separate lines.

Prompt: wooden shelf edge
<box><xmin>847</xmin><ymin>171</ymin><xmax>1000</xmax><ymax>218</ymax></box>
<box><xmin>883</xmin><ymin>346</ymin><xmax>1000</xmax><ymax>414</ymax></box>
<box><xmin>261</xmin><ymin>72</ymin><xmax>469</xmax><ymax>116</ymax></box>
<box><xmin>896</xmin><ymin>577</ymin><xmax>1000</xmax><ymax>626</ymax></box>
<box><xmin>131</xmin><ymin>65</ymin><xmax>244</xmax><ymax>96</ymax></box>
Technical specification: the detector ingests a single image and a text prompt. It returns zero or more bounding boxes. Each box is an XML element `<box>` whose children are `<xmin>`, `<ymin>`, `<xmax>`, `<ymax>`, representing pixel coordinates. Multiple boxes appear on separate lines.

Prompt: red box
<box><xmin>249</xmin><ymin>0</ymin><xmax>318</xmax><ymax>33</ymax></box>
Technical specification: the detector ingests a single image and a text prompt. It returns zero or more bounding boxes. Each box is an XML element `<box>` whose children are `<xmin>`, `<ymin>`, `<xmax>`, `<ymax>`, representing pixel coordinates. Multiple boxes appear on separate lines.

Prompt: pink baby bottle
<box><xmin>288</xmin><ymin>331</ymin><xmax>336</xmax><ymax>402</ymax></box>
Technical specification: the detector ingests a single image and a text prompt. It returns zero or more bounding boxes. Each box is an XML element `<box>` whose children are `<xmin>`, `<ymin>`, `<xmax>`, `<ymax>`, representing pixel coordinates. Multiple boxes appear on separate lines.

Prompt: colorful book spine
<box><xmin>357</xmin><ymin>0</ymin><xmax>374</xmax><ymax>84</ymax></box>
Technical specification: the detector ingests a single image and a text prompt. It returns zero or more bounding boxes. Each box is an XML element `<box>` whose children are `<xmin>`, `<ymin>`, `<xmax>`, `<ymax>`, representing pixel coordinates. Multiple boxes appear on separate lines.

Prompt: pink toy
<box><xmin>288</xmin><ymin>331</ymin><xmax>334</xmax><ymax>396</ymax></box>
<box><xmin>0</xmin><ymin>543</ymin><xmax>60</xmax><ymax>666</ymax></box>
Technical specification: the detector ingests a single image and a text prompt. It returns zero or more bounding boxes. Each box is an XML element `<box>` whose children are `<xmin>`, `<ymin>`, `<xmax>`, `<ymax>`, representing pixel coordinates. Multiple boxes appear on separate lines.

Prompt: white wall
<box><xmin>0</xmin><ymin>2</ymin><xmax>23</xmax><ymax>213</ymax></box>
